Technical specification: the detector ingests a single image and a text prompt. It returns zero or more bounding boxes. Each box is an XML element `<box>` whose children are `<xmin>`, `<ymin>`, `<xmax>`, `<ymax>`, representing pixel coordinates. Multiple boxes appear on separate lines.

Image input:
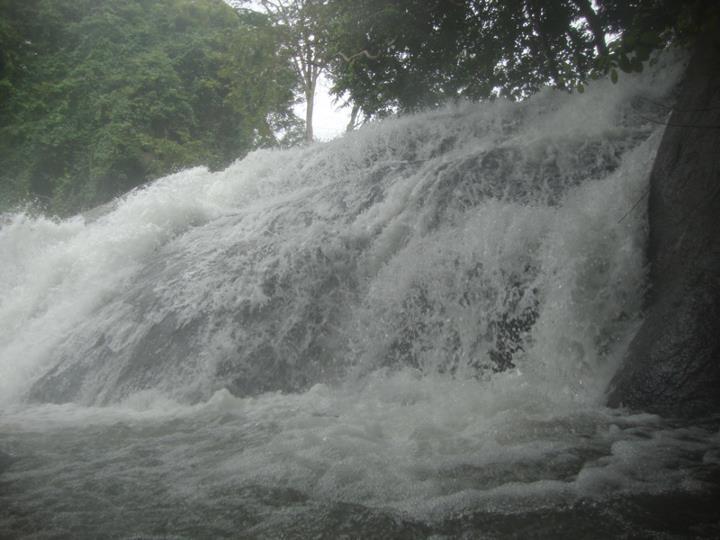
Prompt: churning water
<box><xmin>1</xmin><ymin>54</ymin><xmax>719</xmax><ymax>538</ymax></box>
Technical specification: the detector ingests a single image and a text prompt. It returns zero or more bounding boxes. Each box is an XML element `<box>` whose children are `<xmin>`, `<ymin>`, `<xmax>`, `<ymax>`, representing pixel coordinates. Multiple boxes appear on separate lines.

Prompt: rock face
<box><xmin>0</xmin><ymin>450</ymin><xmax>13</xmax><ymax>474</ymax></box>
<box><xmin>607</xmin><ymin>36</ymin><xmax>720</xmax><ymax>417</ymax></box>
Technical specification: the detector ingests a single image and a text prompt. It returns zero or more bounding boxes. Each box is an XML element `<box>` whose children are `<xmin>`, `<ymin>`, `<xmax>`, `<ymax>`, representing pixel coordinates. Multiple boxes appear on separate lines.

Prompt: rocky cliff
<box><xmin>607</xmin><ymin>36</ymin><xmax>720</xmax><ymax>417</ymax></box>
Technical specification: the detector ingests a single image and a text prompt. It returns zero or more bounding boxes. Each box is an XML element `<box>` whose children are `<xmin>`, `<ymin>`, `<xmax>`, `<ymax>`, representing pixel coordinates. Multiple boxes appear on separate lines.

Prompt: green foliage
<box><xmin>325</xmin><ymin>0</ymin><xmax>599</xmax><ymax>118</ymax></box>
<box><xmin>3</xmin><ymin>0</ymin><xmax>711</xmax><ymax>214</ymax></box>
<box><xmin>0</xmin><ymin>0</ymin><xmax>300</xmax><ymax>215</ymax></box>
<box><xmin>324</xmin><ymin>0</ymin><xmax>719</xmax><ymax>118</ymax></box>
<box><xmin>598</xmin><ymin>0</ymin><xmax>719</xmax><ymax>82</ymax></box>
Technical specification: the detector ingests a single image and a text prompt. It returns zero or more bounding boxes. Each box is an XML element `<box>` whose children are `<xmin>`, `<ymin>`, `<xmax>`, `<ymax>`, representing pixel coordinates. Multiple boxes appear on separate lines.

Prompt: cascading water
<box><xmin>1</xmin><ymin>54</ymin><xmax>719</xmax><ymax>538</ymax></box>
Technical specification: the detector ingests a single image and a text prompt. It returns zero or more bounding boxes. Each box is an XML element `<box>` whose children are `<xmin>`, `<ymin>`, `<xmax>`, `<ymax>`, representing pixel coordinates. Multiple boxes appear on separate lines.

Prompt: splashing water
<box><xmin>1</xmin><ymin>54</ymin><xmax>719</xmax><ymax>538</ymax></box>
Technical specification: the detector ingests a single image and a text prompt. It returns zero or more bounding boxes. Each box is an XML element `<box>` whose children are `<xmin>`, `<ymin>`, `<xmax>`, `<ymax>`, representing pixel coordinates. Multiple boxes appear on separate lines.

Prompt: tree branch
<box><xmin>336</xmin><ymin>49</ymin><xmax>378</xmax><ymax>64</ymax></box>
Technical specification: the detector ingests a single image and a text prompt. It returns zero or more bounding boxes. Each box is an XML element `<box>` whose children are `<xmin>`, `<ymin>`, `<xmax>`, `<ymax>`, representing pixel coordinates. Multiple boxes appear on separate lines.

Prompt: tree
<box><xmin>324</xmin><ymin>0</ymin><xmax>599</xmax><ymax>118</ymax></box>
<box><xmin>323</xmin><ymin>0</ymin><xmax>719</xmax><ymax>120</ymax></box>
<box><xmin>0</xmin><ymin>0</ymin><xmax>299</xmax><ymax>214</ymax></box>
<box><xmin>257</xmin><ymin>0</ymin><xmax>335</xmax><ymax>143</ymax></box>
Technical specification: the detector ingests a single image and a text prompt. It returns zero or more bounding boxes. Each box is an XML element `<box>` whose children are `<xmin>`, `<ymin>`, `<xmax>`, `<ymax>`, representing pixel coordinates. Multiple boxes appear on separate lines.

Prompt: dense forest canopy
<box><xmin>1</xmin><ymin>0</ymin><xmax>716</xmax><ymax>215</ymax></box>
<box><xmin>0</xmin><ymin>0</ymin><xmax>301</xmax><ymax>215</ymax></box>
<box><xmin>323</xmin><ymin>0</ymin><xmax>717</xmax><ymax>120</ymax></box>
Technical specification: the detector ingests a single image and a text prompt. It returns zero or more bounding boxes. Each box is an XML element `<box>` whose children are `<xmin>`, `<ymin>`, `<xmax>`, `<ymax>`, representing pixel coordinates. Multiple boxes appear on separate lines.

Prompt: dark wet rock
<box><xmin>0</xmin><ymin>450</ymin><xmax>14</xmax><ymax>474</ymax></box>
<box><xmin>607</xmin><ymin>35</ymin><xmax>720</xmax><ymax>417</ymax></box>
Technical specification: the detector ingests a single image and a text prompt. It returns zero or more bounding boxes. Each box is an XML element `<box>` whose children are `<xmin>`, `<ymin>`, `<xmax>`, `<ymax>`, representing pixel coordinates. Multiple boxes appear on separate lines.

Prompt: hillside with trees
<box><xmin>0</xmin><ymin>0</ymin><xmax>301</xmax><ymax>215</ymax></box>
<box><xmin>1</xmin><ymin>0</ymin><xmax>717</xmax><ymax>215</ymax></box>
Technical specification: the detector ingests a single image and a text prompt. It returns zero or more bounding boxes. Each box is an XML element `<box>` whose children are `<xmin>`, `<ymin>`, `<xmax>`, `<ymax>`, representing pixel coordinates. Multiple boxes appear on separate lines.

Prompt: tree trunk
<box><xmin>346</xmin><ymin>102</ymin><xmax>360</xmax><ymax>132</ymax></box>
<box><xmin>304</xmin><ymin>83</ymin><xmax>315</xmax><ymax>143</ymax></box>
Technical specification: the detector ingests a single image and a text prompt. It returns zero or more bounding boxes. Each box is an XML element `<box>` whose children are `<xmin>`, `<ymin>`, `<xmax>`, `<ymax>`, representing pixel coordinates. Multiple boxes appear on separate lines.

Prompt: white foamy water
<box><xmin>1</xmin><ymin>53</ymin><xmax>719</xmax><ymax>538</ymax></box>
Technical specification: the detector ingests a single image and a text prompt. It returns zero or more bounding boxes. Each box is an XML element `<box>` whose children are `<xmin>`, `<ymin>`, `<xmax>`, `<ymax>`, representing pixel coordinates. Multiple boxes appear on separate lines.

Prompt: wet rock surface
<box><xmin>608</xmin><ymin>36</ymin><xmax>720</xmax><ymax>417</ymax></box>
<box><xmin>0</xmin><ymin>450</ymin><xmax>14</xmax><ymax>474</ymax></box>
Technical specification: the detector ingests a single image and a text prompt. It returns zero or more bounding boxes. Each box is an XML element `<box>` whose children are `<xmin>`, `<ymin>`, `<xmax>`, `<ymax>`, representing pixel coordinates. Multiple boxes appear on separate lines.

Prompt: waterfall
<box><xmin>0</xmin><ymin>56</ymin><xmax>683</xmax><ymax>407</ymax></box>
<box><xmin>2</xmin><ymin>52</ymin><xmax>719</xmax><ymax>538</ymax></box>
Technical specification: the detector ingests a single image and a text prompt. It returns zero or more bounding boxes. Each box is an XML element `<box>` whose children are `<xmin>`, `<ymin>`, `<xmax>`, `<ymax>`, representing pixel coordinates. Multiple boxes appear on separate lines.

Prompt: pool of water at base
<box><xmin>1</xmin><ymin>379</ymin><xmax>719</xmax><ymax>539</ymax></box>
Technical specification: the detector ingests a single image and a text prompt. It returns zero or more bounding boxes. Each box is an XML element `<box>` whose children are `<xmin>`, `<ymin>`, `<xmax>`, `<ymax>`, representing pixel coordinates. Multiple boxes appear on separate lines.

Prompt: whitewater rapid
<box><xmin>1</xmin><ymin>52</ymin><xmax>719</xmax><ymax>537</ymax></box>
<box><xmin>0</xmin><ymin>58</ymin><xmax>676</xmax><ymax>406</ymax></box>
